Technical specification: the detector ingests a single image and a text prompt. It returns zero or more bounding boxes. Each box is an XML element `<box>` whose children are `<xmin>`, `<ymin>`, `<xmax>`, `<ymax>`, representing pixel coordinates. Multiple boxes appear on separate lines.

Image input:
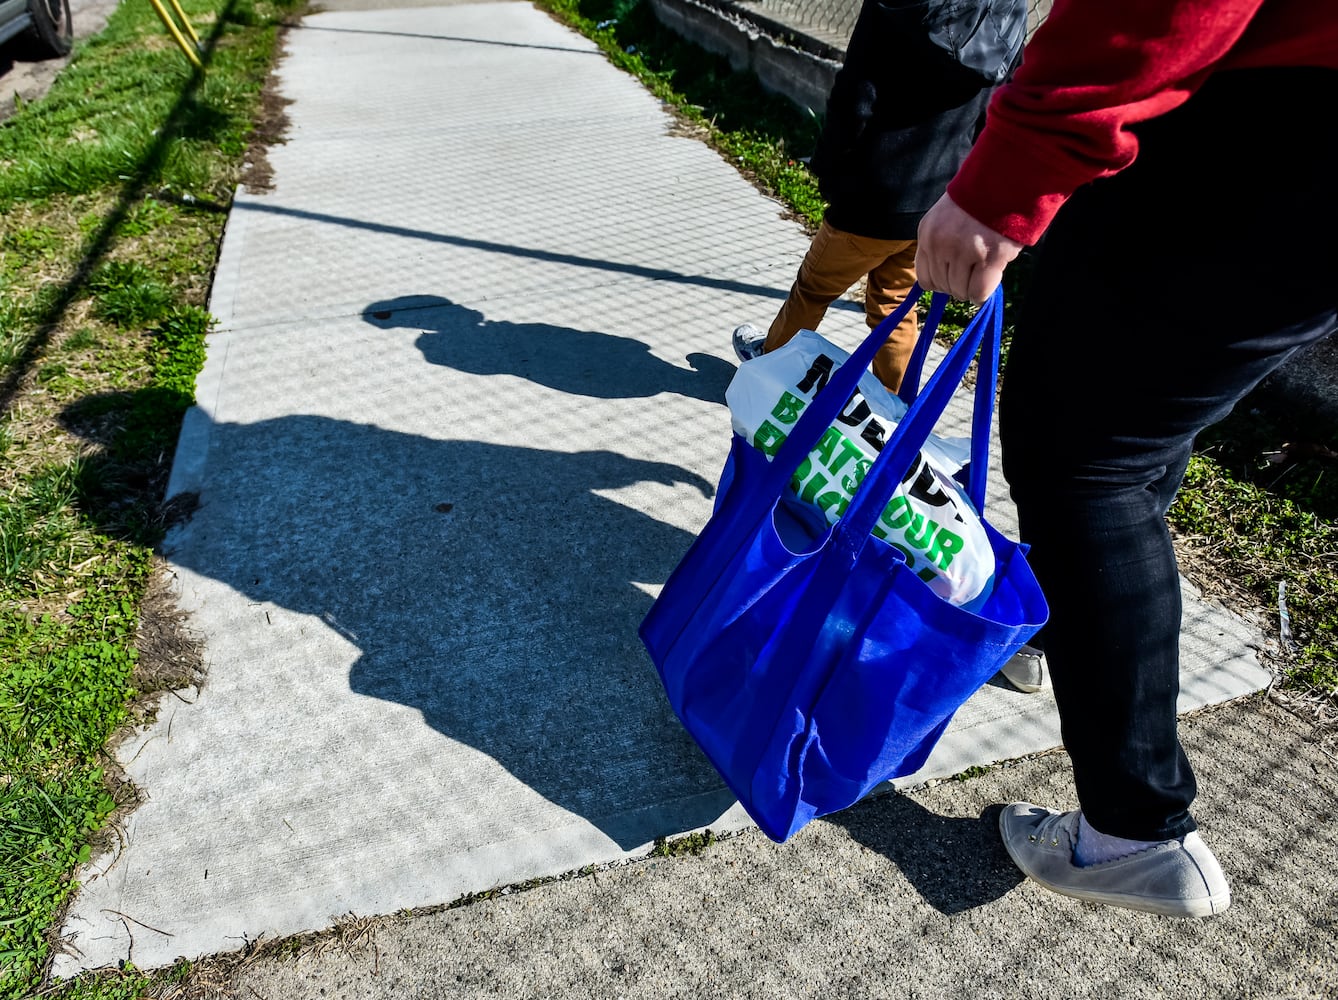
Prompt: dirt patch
<box><xmin>134</xmin><ymin>557</ymin><xmax>205</xmax><ymax>697</ymax></box>
<box><xmin>239</xmin><ymin>22</ymin><xmax>296</xmax><ymax>192</ymax></box>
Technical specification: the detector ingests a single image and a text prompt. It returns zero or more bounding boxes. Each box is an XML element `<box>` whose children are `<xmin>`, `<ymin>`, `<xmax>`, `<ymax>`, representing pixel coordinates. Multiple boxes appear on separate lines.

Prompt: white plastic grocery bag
<box><xmin>725</xmin><ymin>328</ymin><xmax>995</xmax><ymax>609</ymax></box>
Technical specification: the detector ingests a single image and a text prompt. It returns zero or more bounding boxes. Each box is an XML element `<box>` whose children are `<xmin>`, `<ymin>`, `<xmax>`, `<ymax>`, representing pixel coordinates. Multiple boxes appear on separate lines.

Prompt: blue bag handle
<box><xmin>766</xmin><ymin>284</ymin><xmax>1000</xmax><ymax>523</ymax></box>
<box><xmin>834</xmin><ymin>286</ymin><xmax>1000</xmax><ymax>558</ymax></box>
<box><xmin>763</xmin><ymin>286</ymin><xmax>1001</xmax><ymax>625</ymax></box>
<box><xmin>968</xmin><ymin>289</ymin><xmax>1002</xmax><ymax>508</ymax></box>
<box><xmin>895</xmin><ymin>293</ymin><xmax>939</xmax><ymax>408</ymax></box>
<box><xmin>762</xmin><ymin>288</ymin><xmax>931</xmax><ymax>503</ymax></box>
<box><xmin>641</xmin><ymin>287</ymin><xmax>1000</xmax><ymax>660</ymax></box>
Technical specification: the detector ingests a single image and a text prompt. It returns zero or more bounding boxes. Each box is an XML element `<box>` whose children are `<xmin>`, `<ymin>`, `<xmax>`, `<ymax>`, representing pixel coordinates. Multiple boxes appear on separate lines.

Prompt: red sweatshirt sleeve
<box><xmin>945</xmin><ymin>0</ymin><xmax>1269</xmax><ymax>245</ymax></box>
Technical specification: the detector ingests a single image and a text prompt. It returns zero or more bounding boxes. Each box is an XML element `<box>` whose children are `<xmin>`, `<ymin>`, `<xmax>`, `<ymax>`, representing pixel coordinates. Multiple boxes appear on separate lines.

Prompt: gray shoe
<box><xmin>732</xmin><ymin>323</ymin><xmax>766</xmax><ymax>362</ymax></box>
<box><xmin>1000</xmin><ymin>643</ymin><xmax>1046</xmax><ymax>693</ymax></box>
<box><xmin>999</xmin><ymin>803</ymin><xmax>1231</xmax><ymax>918</ymax></box>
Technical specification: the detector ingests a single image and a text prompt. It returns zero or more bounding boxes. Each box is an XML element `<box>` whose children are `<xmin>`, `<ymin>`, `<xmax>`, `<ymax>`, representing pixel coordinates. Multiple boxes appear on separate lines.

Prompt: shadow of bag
<box><xmin>640</xmin><ymin>287</ymin><xmax>1048</xmax><ymax>843</ymax></box>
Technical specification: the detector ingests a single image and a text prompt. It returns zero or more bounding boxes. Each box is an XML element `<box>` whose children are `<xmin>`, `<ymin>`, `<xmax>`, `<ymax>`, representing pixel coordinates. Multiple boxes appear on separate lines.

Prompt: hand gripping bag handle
<box><xmin>893</xmin><ymin>291</ymin><xmax>1002</xmax><ymax>499</ymax></box>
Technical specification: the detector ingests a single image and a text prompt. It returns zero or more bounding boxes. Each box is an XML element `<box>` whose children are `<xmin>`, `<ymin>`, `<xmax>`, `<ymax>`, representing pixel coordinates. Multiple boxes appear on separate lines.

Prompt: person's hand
<box><xmin>915</xmin><ymin>194</ymin><xmax>1024</xmax><ymax>304</ymax></box>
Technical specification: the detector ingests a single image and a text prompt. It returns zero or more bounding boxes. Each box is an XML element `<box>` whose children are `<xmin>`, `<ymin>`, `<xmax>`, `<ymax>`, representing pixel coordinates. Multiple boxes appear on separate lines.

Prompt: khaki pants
<box><xmin>764</xmin><ymin>219</ymin><xmax>919</xmax><ymax>393</ymax></box>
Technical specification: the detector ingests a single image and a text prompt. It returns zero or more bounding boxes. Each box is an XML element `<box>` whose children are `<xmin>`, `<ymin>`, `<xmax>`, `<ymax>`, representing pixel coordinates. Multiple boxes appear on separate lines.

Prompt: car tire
<box><xmin>20</xmin><ymin>0</ymin><xmax>73</xmax><ymax>58</ymax></box>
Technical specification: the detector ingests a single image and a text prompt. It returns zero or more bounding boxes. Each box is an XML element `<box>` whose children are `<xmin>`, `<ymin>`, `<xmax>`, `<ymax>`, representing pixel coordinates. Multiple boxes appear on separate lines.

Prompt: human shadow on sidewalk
<box><xmin>826</xmin><ymin>796</ymin><xmax>1024</xmax><ymax>915</ymax></box>
<box><xmin>64</xmin><ymin>401</ymin><xmax>731</xmax><ymax>850</ymax></box>
<box><xmin>363</xmin><ymin>295</ymin><xmax>736</xmax><ymax>403</ymax></box>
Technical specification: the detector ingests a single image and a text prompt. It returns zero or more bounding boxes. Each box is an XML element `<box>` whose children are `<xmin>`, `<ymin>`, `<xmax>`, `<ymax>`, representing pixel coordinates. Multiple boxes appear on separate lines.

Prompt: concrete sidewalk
<box><xmin>53</xmin><ymin>0</ymin><xmax>1292</xmax><ymax>984</ymax></box>
<box><xmin>232</xmin><ymin>697</ymin><xmax>1338</xmax><ymax>999</ymax></box>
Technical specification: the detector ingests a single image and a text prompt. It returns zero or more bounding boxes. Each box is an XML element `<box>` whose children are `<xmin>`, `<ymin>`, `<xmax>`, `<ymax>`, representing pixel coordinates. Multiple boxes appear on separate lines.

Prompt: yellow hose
<box><xmin>147</xmin><ymin>0</ymin><xmax>204</xmax><ymax>70</ymax></box>
<box><xmin>165</xmin><ymin>0</ymin><xmax>201</xmax><ymax>46</ymax></box>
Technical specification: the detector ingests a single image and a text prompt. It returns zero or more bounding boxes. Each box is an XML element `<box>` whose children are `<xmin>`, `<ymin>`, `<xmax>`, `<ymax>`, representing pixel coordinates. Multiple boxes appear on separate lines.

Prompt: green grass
<box><xmin>88</xmin><ymin>261</ymin><xmax>176</xmax><ymax>328</ymax></box>
<box><xmin>650</xmin><ymin>829</ymin><xmax>717</xmax><ymax>857</ymax></box>
<box><xmin>0</xmin><ymin>0</ymin><xmax>298</xmax><ymax>995</ymax></box>
<box><xmin>1168</xmin><ymin>408</ymin><xmax>1338</xmax><ymax>695</ymax></box>
<box><xmin>0</xmin><ymin>2</ymin><xmax>276</xmax><ymax>209</ymax></box>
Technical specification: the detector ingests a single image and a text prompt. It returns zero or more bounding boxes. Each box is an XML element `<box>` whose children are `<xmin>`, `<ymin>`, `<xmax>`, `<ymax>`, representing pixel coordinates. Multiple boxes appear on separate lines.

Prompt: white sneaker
<box><xmin>999</xmin><ymin>803</ymin><xmax>1231</xmax><ymax>918</ymax></box>
<box><xmin>1000</xmin><ymin>643</ymin><xmax>1046</xmax><ymax>693</ymax></box>
<box><xmin>732</xmin><ymin>323</ymin><xmax>766</xmax><ymax>362</ymax></box>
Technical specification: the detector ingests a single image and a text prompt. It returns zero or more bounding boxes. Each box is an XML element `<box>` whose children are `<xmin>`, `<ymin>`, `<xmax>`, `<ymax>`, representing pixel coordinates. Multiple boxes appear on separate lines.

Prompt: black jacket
<box><xmin>809</xmin><ymin>0</ymin><xmax>1009</xmax><ymax>241</ymax></box>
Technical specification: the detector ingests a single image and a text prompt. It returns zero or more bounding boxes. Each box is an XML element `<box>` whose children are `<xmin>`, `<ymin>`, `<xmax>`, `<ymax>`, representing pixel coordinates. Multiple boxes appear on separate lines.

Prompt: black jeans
<box><xmin>999</xmin><ymin>68</ymin><xmax>1338</xmax><ymax>841</ymax></box>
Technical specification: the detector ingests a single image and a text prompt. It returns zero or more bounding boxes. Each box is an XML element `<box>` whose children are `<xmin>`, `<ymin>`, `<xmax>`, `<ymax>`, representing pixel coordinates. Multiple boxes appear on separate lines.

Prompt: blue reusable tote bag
<box><xmin>640</xmin><ymin>285</ymin><xmax>1048</xmax><ymax>843</ymax></box>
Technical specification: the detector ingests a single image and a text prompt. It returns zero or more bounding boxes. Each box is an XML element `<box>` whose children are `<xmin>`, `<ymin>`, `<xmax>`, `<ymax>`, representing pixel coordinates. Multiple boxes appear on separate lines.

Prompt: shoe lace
<box><xmin>1028</xmin><ymin>809</ymin><xmax>1080</xmax><ymax>851</ymax></box>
